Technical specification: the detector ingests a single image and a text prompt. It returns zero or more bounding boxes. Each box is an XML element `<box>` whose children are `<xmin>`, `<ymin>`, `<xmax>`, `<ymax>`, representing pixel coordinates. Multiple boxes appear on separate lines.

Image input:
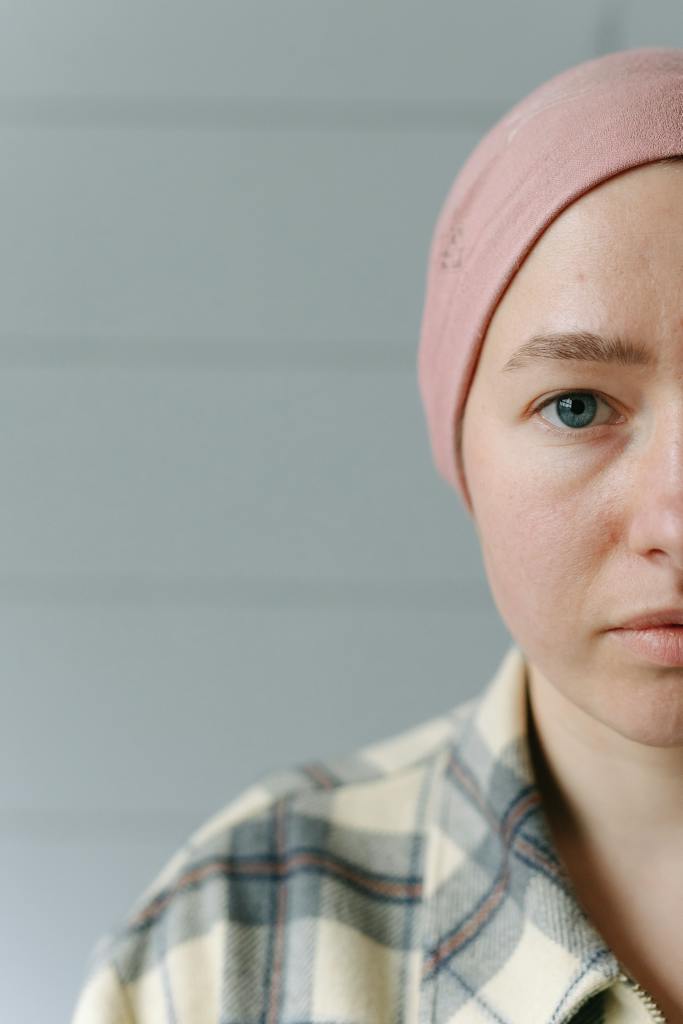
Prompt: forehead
<box><xmin>481</xmin><ymin>163</ymin><xmax>683</xmax><ymax>363</ymax></box>
<box><xmin>525</xmin><ymin>162</ymin><xmax>683</xmax><ymax>274</ymax></box>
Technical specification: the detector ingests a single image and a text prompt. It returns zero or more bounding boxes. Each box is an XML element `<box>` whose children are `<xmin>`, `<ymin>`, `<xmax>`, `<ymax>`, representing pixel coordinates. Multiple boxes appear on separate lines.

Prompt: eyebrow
<box><xmin>500</xmin><ymin>330</ymin><xmax>656</xmax><ymax>373</ymax></box>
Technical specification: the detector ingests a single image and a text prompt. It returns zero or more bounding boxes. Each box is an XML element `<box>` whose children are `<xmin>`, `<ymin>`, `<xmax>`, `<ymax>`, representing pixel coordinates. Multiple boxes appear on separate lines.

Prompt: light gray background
<box><xmin>1</xmin><ymin>1</ymin><xmax>678</xmax><ymax>1019</ymax></box>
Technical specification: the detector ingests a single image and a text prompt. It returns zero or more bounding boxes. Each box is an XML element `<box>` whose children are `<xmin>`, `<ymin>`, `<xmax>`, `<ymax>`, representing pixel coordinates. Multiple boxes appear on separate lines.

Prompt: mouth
<box><xmin>615</xmin><ymin>623</ymin><xmax>683</xmax><ymax>630</ymax></box>
<box><xmin>613</xmin><ymin>609</ymin><xmax>683</xmax><ymax>630</ymax></box>
<box><xmin>609</xmin><ymin>623</ymin><xmax>683</xmax><ymax>666</ymax></box>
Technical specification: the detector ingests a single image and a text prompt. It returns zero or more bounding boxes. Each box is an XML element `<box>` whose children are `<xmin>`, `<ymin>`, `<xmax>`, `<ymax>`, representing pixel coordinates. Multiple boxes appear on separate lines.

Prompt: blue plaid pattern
<box><xmin>71</xmin><ymin>645</ymin><xmax>653</xmax><ymax>1023</ymax></box>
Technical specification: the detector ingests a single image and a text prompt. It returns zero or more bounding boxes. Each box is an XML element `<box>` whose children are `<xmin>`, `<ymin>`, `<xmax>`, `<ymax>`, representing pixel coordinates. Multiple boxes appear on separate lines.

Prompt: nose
<box><xmin>628</xmin><ymin>415</ymin><xmax>683</xmax><ymax>571</ymax></box>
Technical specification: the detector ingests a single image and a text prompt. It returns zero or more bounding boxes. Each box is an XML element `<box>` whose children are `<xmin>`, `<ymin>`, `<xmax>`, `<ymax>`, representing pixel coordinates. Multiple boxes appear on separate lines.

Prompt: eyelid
<box><xmin>532</xmin><ymin>389</ymin><xmax>621</xmax><ymax>433</ymax></box>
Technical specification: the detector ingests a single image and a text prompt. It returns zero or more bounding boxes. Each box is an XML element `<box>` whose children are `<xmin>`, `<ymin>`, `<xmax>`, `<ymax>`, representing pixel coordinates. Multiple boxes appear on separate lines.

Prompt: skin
<box><xmin>460</xmin><ymin>161</ymin><xmax>683</xmax><ymax>1018</ymax></box>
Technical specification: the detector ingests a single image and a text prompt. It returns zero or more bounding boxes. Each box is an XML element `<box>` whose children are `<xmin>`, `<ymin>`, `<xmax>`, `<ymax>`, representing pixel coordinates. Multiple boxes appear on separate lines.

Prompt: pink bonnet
<box><xmin>417</xmin><ymin>47</ymin><xmax>683</xmax><ymax>515</ymax></box>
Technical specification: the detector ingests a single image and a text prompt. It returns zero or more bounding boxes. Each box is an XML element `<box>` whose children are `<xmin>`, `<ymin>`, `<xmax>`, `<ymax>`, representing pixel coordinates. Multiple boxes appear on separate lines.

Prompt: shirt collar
<box><xmin>425</xmin><ymin>644</ymin><xmax>622</xmax><ymax>1023</ymax></box>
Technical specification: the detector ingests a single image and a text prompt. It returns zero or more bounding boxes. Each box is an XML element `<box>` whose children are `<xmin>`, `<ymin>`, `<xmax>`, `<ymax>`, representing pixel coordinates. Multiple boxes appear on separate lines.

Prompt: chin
<box><xmin>597</xmin><ymin>691</ymin><xmax>683</xmax><ymax>748</ymax></box>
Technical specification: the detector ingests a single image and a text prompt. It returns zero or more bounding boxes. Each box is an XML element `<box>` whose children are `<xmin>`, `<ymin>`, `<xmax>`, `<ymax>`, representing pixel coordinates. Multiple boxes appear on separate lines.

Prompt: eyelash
<box><xmin>532</xmin><ymin>390</ymin><xmax>621</xmax><ymax>435</ymax></box>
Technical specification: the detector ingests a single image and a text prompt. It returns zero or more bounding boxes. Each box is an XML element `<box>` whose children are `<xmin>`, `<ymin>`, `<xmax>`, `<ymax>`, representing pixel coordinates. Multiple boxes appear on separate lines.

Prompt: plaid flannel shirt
<box><xmin>70</xmin><ymin>644</ymin><xmax>662</xmax><ymax>1023</ymax></box>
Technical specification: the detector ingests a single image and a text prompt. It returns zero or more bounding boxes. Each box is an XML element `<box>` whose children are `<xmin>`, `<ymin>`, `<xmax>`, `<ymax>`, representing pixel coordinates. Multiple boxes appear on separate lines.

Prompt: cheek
<box><xmin>470</xmin><ymin>449</ymin><xmax>603</xmax><ymax>640</ymax></box>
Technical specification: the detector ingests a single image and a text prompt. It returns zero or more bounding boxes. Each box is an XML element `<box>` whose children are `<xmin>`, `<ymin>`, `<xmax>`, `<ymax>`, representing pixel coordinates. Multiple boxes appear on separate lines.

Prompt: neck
<box><xmin>525</xmin><ymin>665</ymin><xmax>683</xmax><ymax>858</ymax></box>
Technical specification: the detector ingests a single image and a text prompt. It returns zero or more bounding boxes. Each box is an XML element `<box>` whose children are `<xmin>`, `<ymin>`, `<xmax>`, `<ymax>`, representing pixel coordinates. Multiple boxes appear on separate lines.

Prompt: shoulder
<box><xmin>71</xmin><ymin>701</ymin><xmax>470</xmax><ymax>1023</ymax></box>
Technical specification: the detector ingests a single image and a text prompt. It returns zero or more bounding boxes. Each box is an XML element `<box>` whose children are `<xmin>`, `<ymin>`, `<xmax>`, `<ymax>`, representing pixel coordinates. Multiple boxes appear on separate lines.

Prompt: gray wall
<box><xmin>1</xmin><ymin>1</ymin><xmax>679</xmax><ymax>1019</ymax></box>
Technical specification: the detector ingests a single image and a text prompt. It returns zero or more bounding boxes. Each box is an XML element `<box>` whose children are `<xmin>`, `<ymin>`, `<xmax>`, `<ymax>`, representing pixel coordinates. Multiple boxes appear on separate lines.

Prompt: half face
<box><xmin>460</xmin><ymin>161</ymin><xmax>683</xmax><ymax>747</ymax></box>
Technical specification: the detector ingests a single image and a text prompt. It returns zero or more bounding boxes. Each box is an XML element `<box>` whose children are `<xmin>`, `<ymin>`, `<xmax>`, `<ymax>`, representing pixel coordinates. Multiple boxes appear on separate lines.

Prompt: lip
<box><xmin>609</xmin><ymin>624</ymin><xmax>683</xmax><ymax>666</ymax></box>
<box><xmin>614</xmin><ymin>607</ymin><xmax>683</xmax><ymax>629</ymax></box>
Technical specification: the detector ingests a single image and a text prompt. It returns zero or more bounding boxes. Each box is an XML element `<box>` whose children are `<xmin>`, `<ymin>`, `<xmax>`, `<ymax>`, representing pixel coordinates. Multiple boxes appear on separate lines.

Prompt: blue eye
<box><xmin>535</xmin><ymin>391</ymin><xmax>617</xmax><ymax>432</ymax></box>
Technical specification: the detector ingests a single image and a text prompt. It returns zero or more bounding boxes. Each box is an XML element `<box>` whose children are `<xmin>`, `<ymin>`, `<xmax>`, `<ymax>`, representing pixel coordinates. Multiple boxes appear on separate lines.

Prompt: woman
<box><xmin>455</xmin><ymin>158</ymin><xmax>683</xmax><ymax>1022</ymax></box>
<box><xmin>72</xmin><ymin>48</ymin><xmax>682</xmax><ymax>1023</ymax></box>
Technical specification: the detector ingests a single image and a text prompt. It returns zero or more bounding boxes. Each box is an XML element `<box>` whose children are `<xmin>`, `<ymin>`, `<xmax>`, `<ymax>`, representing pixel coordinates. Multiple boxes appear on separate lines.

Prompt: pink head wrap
<box><xmin>417</xmin><ymin>46</ymin><xmax>683</xmax><ymax>516</ymax></box>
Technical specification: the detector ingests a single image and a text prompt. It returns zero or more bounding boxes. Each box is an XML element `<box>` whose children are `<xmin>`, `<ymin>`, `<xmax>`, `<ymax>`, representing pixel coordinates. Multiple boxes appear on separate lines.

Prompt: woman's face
<box><xmin>460</xmin><ymin>161</ymin><xmax>683</xmax><ymax>748</ymax></box>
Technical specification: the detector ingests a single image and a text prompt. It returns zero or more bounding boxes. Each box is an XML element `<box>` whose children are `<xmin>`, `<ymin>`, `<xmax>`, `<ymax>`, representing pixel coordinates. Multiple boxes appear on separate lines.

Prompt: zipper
<box><xmin>617</xmin><ymin>965</ymin><xmax>668</xmax><ymax>1023</ymax></box>
<box><xmin>559</xmin><ymin>965</ymin><xmax>670</xmax><ymax>1024</ymax></box>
